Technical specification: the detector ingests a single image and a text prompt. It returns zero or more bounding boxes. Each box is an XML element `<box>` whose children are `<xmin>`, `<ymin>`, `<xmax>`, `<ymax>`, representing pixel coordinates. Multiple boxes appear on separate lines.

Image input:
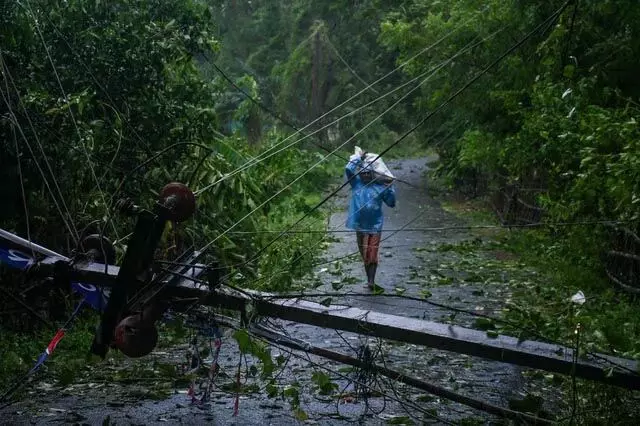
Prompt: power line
<box><xmin>223</xmin><ymin>220</ymin><xmax>632</xmax><ymax>234</ymax></box>
<box><xmin>210</xmin><ymin>62</ymin><xmax>303</xmax><ymax>135</ymax></box>
<box><xmin>193</xmin><ymin>55</ymin><xmax>442</xmax><ymax>257</ymax></box>
<box><xmin>22</xmin><ymin>0</ymin><xmax>116</xmax><ymax>242</ymax></box>
<box><xmin>211</xmin><ymin>31</ymin><xmax>498</xmax><ymax>276</ymax></box>
<box><xmin>197</xmin><ymin>60</ymin><xmax>432</xmax><ymax>194</ymax></box>
<box><xmin>192</xmin><ymin>32</ymin><xmax>498</xmax><ymax>267</ymax></box>
<box><xmin>193</xmin><ymin>14</ymin><xmax>484</xmax><ymax>196</ymax></box>
<box><xmin>251</xmin><ymin>323</ymin><xmax>553</xmax><ymax>424</ymax></box>
<box><xmin>322</xmin><ymin>31</ymin><xmax>379</xmax><ymax>93</ymax></box>
<box><xmin>209</xmin><ymin>59</ymin><xmax>447</xmax><ymax>191</ymax></box>
<box><xmin>204</xmin><ymin>125</ymin><xmax>462</xmax><ymax>288</ymax></box>
<box><xmin>205</xmin><ymin>32</ymin><xmax>507</xmax><ymax>291</ymax></box>
<box><xmin>0</xmin><ymin>57</ymin><xmax>80</xmax><ymax>244</ymax></box>
<box><xmin>10</xmin><ymin>106</ymin><xmax>35</xmax><ymax>260</ymax></box>
<box><xmin>301</xmin><ymin>0</ymin><xmax>573</xmax><ymax>255</ymax></box>
<box><xmin>245</xmin><ymin>328</ymin><xmax>456</xmax><ymax>425</ymax></box>
<box><xmin>38</xmin><ymin>6</ymin><xmax>159</xmax><ymax>160</ymax></box>
<box><xmin>360</xmin><ymin>0</ymin><xmax>575</xmax><ymax>176</ymax></box>
<box><xmin>206</xmin><ymin>0</ymin><xmax>577</xmax><ymax>309</ymax></box>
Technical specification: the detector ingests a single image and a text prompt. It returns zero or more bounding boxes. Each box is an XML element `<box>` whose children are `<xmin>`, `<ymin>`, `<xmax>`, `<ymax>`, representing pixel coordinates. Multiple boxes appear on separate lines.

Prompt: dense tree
<box><xmin>0</xmin><ymin>0</ymin><xmax>332</xmax><ymax>286</ymax></box>
<box><xmin>206</xmin><ymin>0</ymin><xmax>408</xmax><ymax>147</ymax></box>
<box><xmin>378</xmin><ymin>0</ymin><xmax>640</xmax><ymax>224</ymax></box>
<box><xmin>2</xmin><ymin>0</ymin><xmax>638</xmax><ymax>297</ymax></box>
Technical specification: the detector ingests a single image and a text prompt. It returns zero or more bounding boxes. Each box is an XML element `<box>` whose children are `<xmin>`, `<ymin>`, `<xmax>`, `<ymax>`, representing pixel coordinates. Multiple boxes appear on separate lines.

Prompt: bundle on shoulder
<box><xmin>353</xmin><ymin>146</ymin><xmax>395</xmax><ymax>184</ymax></box>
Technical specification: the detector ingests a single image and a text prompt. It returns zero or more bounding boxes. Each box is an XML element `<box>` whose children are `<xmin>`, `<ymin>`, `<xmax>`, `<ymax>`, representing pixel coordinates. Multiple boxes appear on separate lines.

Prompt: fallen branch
<box><xmin>605</xmin><ymin>267</ymin><xmax>640</xmax><ymax>295</ymax></box>
<box><xmin>608</xmin><ymin>250</ymin><xmax>640</xmax><ymax>263</ymax></box>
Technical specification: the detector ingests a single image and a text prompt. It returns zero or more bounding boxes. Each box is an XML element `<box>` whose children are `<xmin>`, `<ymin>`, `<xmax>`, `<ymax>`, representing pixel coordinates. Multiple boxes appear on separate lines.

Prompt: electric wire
<box><xmin>11</xmin><ymin>113</ymin><xmax>35</xmax><ymax>259</ymax></box>
<box><xmin>22</xmin><ymin>0</ymin><xmax>117</xmax><ymax>241</ymax></box>
<box><xmin>193</xmin><ymin>12</ymin><xmax>485</xmax><ymax>196</ymax></box>
<box><xmin>231</xmin><ymin>0</ymin><xmax>575</xmax><ymax>286</ymax></box>
<box><xmin>0</xmin><ymin>57</ymin><xmax>80</xmax><ymax>245</ymax></box>
<box><xmin>193</xmin><ymin>33</ymin><xmax>498</xmax><ymax>263</ymax></box>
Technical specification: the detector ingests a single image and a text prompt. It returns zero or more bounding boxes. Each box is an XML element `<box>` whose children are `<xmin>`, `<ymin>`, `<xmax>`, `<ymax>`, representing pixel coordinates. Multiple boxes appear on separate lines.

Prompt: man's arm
<box><xmin>345</xmin><ymin>154</ymin><xmax>363</xmax><ymax>187</ymax></box>
<box><xmin>382</xmin><ymin>183</ymin><xmax>396</xmax><ymax>207</ymax></box>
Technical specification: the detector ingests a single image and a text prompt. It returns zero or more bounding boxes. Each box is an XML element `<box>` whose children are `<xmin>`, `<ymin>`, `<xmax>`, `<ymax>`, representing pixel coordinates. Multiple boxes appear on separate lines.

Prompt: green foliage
<box><xmin>385</xmin><ymin>415</ymin><xmax>415</xmax><ymax>425</ymax></box>
<box><xmin>381</xmin><ymin>10</ymin><xmax>640</xmax><ymax>421</ymax></box>
<box><xmin>233</xmin><ymin>329</ymin><xmax>274</xmax><ymax>378</ymax></box>
<box><xmin>418</xmin><ymin>204</ymin><xmax>640</xmax><ymax>422</ymax></box>
<box><xmin>3</xmin><ymin>0</ymin><xmax>639</xmax><ymax>422</ymax></box>
<box><xmin>0</xmin><ymin>0</ymin><xmax>344</xmax><ymax>401</ymax></box>
<box><xmin>282</xmin><ymin>382</ymin><xmax>307</xmax><ymax>420</ymax></box>
<box><xmin>0</xmin><ymin>312</ymin><xmax>97</xmax><ymax>393</ymax></box>
<box><xmin>208</xmin><ymin>0</ymin><xmax>406</xmax><ymax>150</ymax></box>
<box><xmin>495</xmin><ymin>228</ymin><xmax>640</xmax><ymax>360</ymax></box>
<box><xmin>378</xmin><ymin>0</ymin><xmax>640</xmax><ymax>225</ymax></box>
<box><xmin>494</xmin><ymin>227</ymin><xmax>640</xmax><ymax>423</ymax></box>
<box><xmin>422</xmin><ymin>224</ymin><xmax>640</xmax><ymax>362</ymax></box>
<box><xmin>0</xmin><ymin>0</ymin><xmax>340</xmax><ymax>299</ymax></box>
<box><xmin>310</xmin><ymin>371</ymin><xmax>338</xmax><ymax>395</ymax></box>
<box><xmin>1</xmin><ymin>0</ymin><xmax>220</xmax><ymax>249</ymax></box>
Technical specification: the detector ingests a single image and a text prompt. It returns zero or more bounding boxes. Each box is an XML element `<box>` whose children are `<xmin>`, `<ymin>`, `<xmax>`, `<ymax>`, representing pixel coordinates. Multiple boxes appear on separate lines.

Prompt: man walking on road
<box><xmin>345</xmin><ymin>151</ymin><xmax>396</xmax><ymax>289</ymax></box>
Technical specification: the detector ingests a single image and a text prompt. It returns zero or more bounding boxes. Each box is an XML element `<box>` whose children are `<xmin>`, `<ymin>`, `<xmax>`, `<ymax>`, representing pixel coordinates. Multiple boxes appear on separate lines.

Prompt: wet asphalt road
<box><xmin>1</xmin><ymin>158</ymin><xmax>533</xmax><ymax>425</ymax></box>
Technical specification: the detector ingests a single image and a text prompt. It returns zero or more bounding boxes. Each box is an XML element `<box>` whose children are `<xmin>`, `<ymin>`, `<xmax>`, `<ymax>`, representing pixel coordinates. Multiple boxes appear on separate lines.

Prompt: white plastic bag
<box><xmin>354</xmin><ymin>146</ymin><xmax>395</xmax><ymax>181</ymax></box>
<box><xmin>570</xmin><ymin>290</ymin><xmax>586</xmax><ymax>305</ymax></box>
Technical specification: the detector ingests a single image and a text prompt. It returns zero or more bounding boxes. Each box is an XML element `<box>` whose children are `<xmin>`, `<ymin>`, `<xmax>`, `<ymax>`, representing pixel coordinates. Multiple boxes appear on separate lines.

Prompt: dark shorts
<box><xmin>357</xmin><ymin>232</ymin><xmax>381</xmax><ymax>265</ymax></box>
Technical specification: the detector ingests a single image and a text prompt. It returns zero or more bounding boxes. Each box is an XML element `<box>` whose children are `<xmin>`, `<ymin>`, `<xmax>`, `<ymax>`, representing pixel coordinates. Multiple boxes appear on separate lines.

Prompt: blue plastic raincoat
<box><xmin>345</xmin><ymin>157</ymin><xmax>396</xmax><ymax>233</ymax></box>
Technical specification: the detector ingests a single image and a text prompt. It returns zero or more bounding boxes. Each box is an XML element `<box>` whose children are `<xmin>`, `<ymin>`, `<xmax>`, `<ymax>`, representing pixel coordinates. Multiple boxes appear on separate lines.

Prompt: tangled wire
<box><xmin>179</xmin><ymin>312</ymin><xmax>223</xmax><ymax>405</ymax></box>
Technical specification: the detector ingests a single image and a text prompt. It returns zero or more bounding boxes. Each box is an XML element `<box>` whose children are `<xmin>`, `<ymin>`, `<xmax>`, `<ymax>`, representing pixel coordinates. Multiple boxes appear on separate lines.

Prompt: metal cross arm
<box><xmin>0</xmin><ymin>182</ymin><xmax>205</xmax><ymax>360</ymax></box>
<box><xmin>89</xmin><ymin>183</ymin><xmax>199</xmax><ymax>358</ymax></box>
<box><xmin>0</xmin><ymin>226</ymin><xmax>121</xmax><ymax>292</ymax></box>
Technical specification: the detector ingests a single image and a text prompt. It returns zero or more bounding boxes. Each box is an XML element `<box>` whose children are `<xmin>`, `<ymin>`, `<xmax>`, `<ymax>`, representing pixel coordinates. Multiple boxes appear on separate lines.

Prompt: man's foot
<box><xmin>368</xmin><ymin>283</ymin><xmax>385</xmax><ymax>294</ymax></box>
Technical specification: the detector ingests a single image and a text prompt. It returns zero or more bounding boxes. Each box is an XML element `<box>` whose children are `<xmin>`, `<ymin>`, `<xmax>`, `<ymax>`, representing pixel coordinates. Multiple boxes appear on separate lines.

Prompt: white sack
<box><xmin>354</xmin><ymin>146</ymin><xmax>395</xmax><ymax>180</ymax></box>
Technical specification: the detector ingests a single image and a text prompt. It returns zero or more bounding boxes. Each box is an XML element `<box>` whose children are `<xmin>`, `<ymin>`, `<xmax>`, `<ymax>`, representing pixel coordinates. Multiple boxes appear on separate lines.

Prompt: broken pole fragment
<box><xmin>8</xmin><ymin>216</ymin><xmax>637</xmax><ymax>391</ymax></box>
<box><xmin>249</xmin><ymin>296</ymin><xmax>640</xmax><ymax>391</ymax></box>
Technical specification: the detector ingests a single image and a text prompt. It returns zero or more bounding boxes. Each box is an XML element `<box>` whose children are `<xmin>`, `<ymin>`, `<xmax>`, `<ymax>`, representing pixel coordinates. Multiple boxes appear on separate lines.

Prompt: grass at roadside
<box><xmin>435</xmin><ymin>194</ymin><xmax>640</xmax><ymax>359</ymax></box>
<box><xmin>431</xmin><ymin>193</ymin><xmax>640</xmax><ymax>424</ymax></box>
<box><xmin>0</xmin><ymin>312</ymin><xmax>202</xmax><ymax>404</ymax></box>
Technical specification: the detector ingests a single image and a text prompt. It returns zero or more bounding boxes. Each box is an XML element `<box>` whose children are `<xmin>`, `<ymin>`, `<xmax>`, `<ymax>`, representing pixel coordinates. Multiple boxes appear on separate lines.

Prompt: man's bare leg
<box><xmin>356</xmin><ymin>232</ymin><xmax>365</xmax><ymax>259</ymax></box>
<box><xmin>357</xmin><ymin>232</ymin><xmax>369</xmax><ymax>286</ymax></box>
<box><xmin>366</xmin><ymin>233</ymin><xmax>381</xmax><ymax>289</ymax></box>
<box><xmin>369</xmin><ymin>263</ymin><xmax>378</xmax><ymax>286</ymax></box>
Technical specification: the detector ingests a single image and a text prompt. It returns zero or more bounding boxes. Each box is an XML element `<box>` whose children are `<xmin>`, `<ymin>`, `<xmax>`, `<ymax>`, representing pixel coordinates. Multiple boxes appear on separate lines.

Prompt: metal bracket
<box><xmin>90</xmin><ymin>203</ymin><xmax>171</xmax><ymax>358</ymax></box>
